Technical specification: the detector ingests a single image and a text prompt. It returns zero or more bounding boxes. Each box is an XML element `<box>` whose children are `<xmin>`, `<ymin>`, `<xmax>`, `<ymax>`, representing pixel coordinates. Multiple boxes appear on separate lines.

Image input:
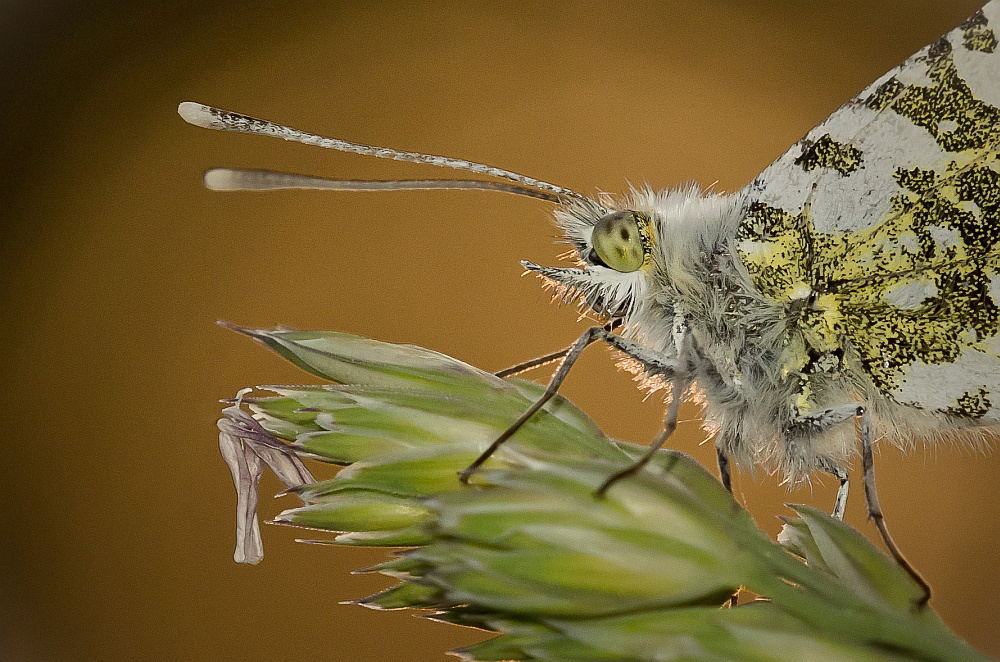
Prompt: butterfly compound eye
<box><xmin>591</xmin><ymin>211</ymin><xmax>646</xmax><ymax>272</ymax></box>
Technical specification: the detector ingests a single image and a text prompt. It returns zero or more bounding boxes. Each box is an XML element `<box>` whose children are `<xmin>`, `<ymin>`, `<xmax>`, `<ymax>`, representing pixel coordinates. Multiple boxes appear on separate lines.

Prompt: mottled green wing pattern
<box><xmin>735</xmin><ymin>2</ymin><xmax>1000</xmax><ymax>419</ymax></box>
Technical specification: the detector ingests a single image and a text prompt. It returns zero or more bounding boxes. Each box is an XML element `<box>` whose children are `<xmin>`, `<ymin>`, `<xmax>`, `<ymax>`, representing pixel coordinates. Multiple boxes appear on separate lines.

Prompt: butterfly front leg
<box><xmin>492</xmin><ymin>319</ymin><xmax>623</xmax><ymax>378</ymax></box>
<box><xmin>459</xmin><ymin>324</ymin><xmax>619</xmax><ymax>483</ymax></box>
<box><xmin>461</xmin><ymin>321</ymin><xmax>688</xmax><ymax>488</ymax></box>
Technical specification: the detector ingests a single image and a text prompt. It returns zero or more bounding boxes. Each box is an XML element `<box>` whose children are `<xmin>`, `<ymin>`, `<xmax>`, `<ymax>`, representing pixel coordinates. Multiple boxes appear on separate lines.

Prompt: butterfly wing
<box><xmin>735</xmin><ymin>2</ymin><xmax>1000</xmax><ymax>419</ymax></box>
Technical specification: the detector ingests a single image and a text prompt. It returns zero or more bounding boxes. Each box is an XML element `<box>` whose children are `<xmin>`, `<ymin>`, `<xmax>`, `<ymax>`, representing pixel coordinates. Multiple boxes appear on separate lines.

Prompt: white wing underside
<box><xmin>747</xmin><ymin>3</ymin><xmax>1000</xmax><ymax>235</ymax></box>
<box><xmin>739</xmin><ymin>1</ymin><xmax>1000</xmax><ymax>421</ymax></box>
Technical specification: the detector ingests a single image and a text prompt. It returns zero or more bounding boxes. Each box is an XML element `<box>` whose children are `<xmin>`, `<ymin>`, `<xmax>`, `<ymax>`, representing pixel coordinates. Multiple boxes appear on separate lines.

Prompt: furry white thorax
<box><xmin>529</xmin><ymin>185</ymin><xmax>864</xmax><ymax>479</ymax></box>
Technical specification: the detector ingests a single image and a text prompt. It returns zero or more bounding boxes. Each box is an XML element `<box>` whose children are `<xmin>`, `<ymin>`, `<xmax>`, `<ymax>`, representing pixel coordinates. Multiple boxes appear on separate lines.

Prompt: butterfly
<box><xmin>181</xmin><ymin>1</ymin><xmax>1000</xmax><ymax>604</ymax></box>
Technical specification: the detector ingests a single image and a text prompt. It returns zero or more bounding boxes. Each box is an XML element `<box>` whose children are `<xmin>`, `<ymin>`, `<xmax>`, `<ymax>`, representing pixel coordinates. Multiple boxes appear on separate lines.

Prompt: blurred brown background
<box><xmin>3</xmin><ymin>1</ymin><xmax>998</xmax><ymax>660</ymax></box>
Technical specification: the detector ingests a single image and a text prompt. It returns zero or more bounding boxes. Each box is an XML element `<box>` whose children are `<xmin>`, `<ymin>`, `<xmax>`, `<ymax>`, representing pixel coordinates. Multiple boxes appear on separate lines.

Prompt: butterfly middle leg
<box><xmin>783</xmin><ymin>402</ymin><xmax>862</xmax><ymax>520</ymax></box>
<box><xmin>595</xmin><ymin>376</ymin><xmax>688</xmax><ymax>495</ymax></box>
<box><xmin>716</xmin><ymin>444</ymin><xmax>733</xmax><ymax>493</ymax></box>
<box><xmin>816</xmin><ymin>457</ymin><xmax>850</xmax><ymax>521</ymax></box>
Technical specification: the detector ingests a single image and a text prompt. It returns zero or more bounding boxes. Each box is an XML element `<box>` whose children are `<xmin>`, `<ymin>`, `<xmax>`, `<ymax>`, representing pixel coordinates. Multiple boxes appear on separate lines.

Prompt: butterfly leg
<box><xmin>785</xmin><ymin>403</ymin><xmax>861</xmax><ymax>519</ymax></box>
<box><xmin>462</xmin><ymin>323</ymin><xmax>680</xmax><ymax>484</ymax></box>
<box><xmin>493</xmin><ymin>319</ymin><xmax>621</xmax><ymax>378</ymax></box>
<box><xmin>596</xmin><ymin>376</ymin><xmax>688</xmax><ymax>495</ymax></box>
<box><xmin>460</xmin><ymin>325</ymin><xmax>612</xmax><ymax>483</ymax></box>
<box><xmin>859</xmin><ymin>408</ymin><xmax>930</xmax><ymax>607</ymax></box>
<box><xmin>716</xmin><ymin>444</ymin><xmax>732</xmax><ymax>493</ymax></box>
<box><xmin>789</xmin><ymin>404</ymin><xmax>930</xmax><ymax>605</ymax></box>
<box><xmin>712</xmin><ymin>437</ymin><xmax>743</xmax><ymax>607</ymax></box>
<box><xmin>815</xmin><ymin>456</ymin><xmax>849</xmax><ymax>520</ymax></box>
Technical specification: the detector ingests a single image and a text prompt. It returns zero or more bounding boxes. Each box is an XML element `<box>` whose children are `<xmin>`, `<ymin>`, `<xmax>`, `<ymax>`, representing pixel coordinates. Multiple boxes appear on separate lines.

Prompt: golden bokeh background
<box><xmin>3</xmin><ymin>1</ymin><xmax>998</xmax><ymax>660</ymax></box>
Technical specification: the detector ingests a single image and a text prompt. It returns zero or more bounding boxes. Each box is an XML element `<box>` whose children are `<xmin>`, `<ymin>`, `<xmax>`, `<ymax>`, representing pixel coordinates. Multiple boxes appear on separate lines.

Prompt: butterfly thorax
<box><xmin>633</xmin><ymin>187</ymin><xmax>862</xmax><ymax>474</ymax></box>
<box><xmin>530</xmin><ymin>187</ymin><xmax>840</xmax><ymax>475</ymax></box>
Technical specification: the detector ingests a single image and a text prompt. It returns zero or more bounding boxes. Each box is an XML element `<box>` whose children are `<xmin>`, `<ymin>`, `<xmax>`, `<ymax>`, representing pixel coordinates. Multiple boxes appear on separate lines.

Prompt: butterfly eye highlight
<box><xmin>591</xmin><ymin>211</ymin><xmax>647</xmax><ymax>272</ymax></box>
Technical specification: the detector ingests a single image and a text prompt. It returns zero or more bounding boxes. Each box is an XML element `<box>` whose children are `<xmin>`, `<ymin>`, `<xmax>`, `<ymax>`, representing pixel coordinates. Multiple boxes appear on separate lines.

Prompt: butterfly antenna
<box><xmin>201</xmin><ymin>169</ymin><xmax>563</xmax><ymax>202</ymax></box>
<box><xmin>178</xmin><ymin>102</ymin><xmax>588</xmax><ymax>203</ymax></box>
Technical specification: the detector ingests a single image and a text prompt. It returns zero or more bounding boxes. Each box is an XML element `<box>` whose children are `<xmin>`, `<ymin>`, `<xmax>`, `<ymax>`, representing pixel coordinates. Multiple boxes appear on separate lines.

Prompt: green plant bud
<box><xmin>221</xmin><ymin>323</ymin><xmax>510</xmax><ymax>392</ymax></box>
<box><xmin>273</xmin><ymin>489</ymin><xmax>432</xmax><ymax>535</ymax></box>
<box><xmin>778</xmin><ymin>505</ymin><xmax>926</xmax><ymax>610</ymax></box>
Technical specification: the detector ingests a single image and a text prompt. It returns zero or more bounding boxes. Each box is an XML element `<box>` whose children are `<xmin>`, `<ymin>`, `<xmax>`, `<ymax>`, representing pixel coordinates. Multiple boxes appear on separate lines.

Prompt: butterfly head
<box><xmin>522</xmin><ymin>196</ymin><xmax>660</xmax><ymax>322</ymax></box>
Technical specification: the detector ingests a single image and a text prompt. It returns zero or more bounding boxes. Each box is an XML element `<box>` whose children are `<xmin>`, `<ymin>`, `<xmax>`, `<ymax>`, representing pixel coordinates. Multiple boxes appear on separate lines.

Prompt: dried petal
<box><xmin>217</xmin><ymin>400</ymin><xmax>315</xmax><ymax>563</ymax></box>
<box><xmin>218</xmin><ymin>427</ymin><xmax>264</xmax><ymax>564</ymax></box>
